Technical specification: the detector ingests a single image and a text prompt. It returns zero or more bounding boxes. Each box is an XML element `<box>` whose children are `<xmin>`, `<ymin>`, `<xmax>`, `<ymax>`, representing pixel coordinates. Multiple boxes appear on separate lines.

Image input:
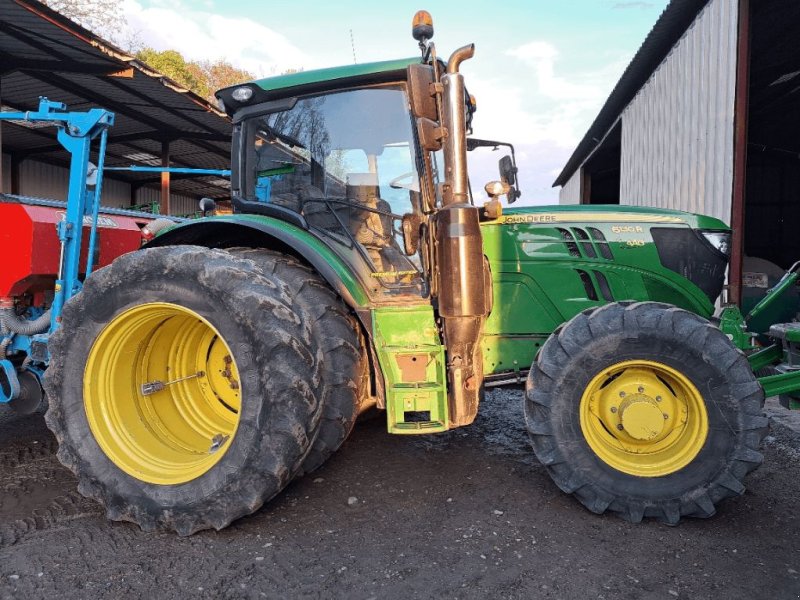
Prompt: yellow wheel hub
<box><xmin>579</xmin><ymin>360</ymin><xmax>708</xmax><ymax>477</ymax></box>
<box><xmin>619</xmin><ymin>395</ymin><xmax>665</xmax><ymax>441</ymax></box>
<box><xmin>84</xmin><ymin>303</ymin><xmax>241</xmax><ymax>485</ymax></box>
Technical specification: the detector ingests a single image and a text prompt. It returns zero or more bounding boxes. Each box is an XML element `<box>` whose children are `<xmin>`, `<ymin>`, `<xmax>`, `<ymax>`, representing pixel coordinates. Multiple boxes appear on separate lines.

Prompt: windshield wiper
<box><xmin>259</xmin><ymin>126</ymin><xmax>306</xmax><ymax>150</ymax></box>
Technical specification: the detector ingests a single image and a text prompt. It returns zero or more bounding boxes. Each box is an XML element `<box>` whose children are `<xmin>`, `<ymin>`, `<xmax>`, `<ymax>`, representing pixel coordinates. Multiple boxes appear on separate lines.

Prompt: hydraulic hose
<box><xmin>0</xmin><ymin>308</ymin><xmax>51</xmax><ymax>336</ymax></box>
<box><xmin>0</xmin><ymin>322</ymin><xmax>10</xmax><ymax>357</ymax></box>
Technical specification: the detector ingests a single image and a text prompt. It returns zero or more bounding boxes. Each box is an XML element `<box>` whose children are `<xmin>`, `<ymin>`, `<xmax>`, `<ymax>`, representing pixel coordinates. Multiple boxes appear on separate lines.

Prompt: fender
<box><xmin>144</xmin><ymin>214</ymin><xmax>371</xmax><ymax>309</ymax></box>
<box><xmin>145</xmin><ymin>214</ymin><xmax>388</xmax><ymax>408</ymax></box>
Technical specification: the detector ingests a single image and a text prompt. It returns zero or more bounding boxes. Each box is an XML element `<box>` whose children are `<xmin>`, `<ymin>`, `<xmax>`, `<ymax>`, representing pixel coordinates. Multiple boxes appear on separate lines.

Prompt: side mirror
<box><xmin>499</xmin><ymin>155</ymin><xmax>516</xmax><ymax>186</ymax></box>
<box><xmin>199</xmin><ymin>197</ymin><xmax>217</xmax><ymax>216</ymax></box>
<box><xmin>499</xmin><ymin>155</ymin><xmax>521</xmax><ymax>204</ymax></box>
<box><xmin>417</xmin><ymin>117</ymin><xmax>445</xmax><ymax>151</ymax></box>
<box><xmin>407</xmin><ymin>63</ymin><xmax>437</xmax><ymax>121</ymax></box>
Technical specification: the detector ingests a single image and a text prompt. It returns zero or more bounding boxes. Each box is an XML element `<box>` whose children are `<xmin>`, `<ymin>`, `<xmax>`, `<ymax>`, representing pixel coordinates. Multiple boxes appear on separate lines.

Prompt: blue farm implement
<box><xmin>0</xmin><ymin>98</ymin><xmax>184</xmax><ymax>412</ymax></box>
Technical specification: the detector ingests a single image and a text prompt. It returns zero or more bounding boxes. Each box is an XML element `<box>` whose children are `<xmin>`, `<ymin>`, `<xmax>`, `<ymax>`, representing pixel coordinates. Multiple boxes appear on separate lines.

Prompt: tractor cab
<box><xmin>240</xmin><ymin>81</ymin><xmax>424</xmax><ymax>291</ymax></box>
<box><xmin>218</xmin><ymin>59</ymin><xmax>435</xmax><ymax>301</ymax></box>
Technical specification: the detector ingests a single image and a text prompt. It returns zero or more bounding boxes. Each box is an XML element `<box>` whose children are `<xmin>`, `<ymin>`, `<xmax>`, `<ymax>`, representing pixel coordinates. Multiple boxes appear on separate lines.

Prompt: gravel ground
<box><xmin>1</xmin><ymin>388</ymin><xmax>799</xmax><ymax>599</ymax></box>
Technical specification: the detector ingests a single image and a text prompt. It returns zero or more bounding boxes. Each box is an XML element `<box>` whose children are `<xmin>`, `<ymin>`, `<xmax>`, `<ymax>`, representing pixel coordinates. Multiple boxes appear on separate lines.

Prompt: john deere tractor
<box><xmin>40</xmin><ymin>12</ymin><xmax>766</xmax><ymax>534</ymax></box>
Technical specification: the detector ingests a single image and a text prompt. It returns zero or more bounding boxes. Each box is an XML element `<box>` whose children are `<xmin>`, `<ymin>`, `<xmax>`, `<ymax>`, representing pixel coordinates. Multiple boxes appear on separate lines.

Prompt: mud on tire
<box><xmin>44</xmin><ymin>246</ymin><xmax>324</xmax><ymax>535</ymax></box>
<box><xmin>227</xmin><ymin>248</ymin><xmax>369</xmax><ymax>475</ymax></box>
<box><xmin>525</xmin><ymin>301</ymin><xmax>768</xmax><ymax>524</ymax></box>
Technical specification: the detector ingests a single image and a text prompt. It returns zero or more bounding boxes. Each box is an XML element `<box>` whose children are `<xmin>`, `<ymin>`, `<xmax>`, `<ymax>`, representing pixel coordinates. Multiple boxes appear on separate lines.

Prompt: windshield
<box><xmin>243</xmin><ymin>84</ymin><xmax>422</xmax><ymax>280</ymax></box>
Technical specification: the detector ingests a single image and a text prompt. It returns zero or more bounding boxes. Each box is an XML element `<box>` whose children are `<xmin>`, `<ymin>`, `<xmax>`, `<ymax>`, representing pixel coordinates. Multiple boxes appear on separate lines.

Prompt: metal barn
<box><xmin>0</xmin><ymin>0</ymin><xmax>232</xmax><ymax>215</ymax></box>
<box><xmin>555</xmin><ymin>0</ymin><xmax>800</xmax><ymax>307</ymax></box>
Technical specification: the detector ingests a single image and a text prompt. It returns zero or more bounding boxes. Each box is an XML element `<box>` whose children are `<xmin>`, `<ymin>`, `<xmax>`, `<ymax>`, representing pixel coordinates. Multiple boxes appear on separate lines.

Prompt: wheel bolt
<box><xmin>617</xmin><ymin>424</ymin><xmax>624</xmax><ymax>431</ymax></box>
<box><xmin>610</xmin><ymin>406</ymin><xmax>617</xmax><ymax>413</ymax></box>
<box><xmin>619</xmin><ymin>391</ymin><xmax>626</xmax><ymax>398</ymax></box>
<box><xmin>663</xmin><ymin>414</ymin><xmax>668</xmax><ymax>420</ymax></box>
<box><xmin>638</xmin><ymin>386</ymin><xmax>644</xmax><ymax>393</ymax></box>
<box><xmin>656</xmin><ymin>396</ymin><xmax>662</xmax><ymax>402</ymax></box>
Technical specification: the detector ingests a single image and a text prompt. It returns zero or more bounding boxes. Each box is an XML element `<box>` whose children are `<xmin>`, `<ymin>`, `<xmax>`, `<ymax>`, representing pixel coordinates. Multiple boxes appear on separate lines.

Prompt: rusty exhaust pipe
<box><xmin>435</xmin><ymin>42</ymin><xmax>489</xmax><ymax>427</ymax></box>
<box><xmin>447</xmin><ymin>44</ymin><xmax>475</xmax><ymax>74</ymax></box>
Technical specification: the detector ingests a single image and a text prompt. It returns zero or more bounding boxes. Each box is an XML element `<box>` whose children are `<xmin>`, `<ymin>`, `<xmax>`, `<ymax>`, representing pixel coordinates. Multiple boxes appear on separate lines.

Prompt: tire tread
<box><xmin>525</xmin><ymin>301</ymin><xmax>766</xmax><ymax>525</ymax></box>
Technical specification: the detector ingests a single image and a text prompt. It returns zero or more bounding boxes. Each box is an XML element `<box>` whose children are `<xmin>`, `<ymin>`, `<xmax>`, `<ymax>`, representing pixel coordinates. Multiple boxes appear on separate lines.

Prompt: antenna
<box><xmin>349</xmin><ymin>29</ymin><xmax>357</xmax><ymax>64</ymax></box>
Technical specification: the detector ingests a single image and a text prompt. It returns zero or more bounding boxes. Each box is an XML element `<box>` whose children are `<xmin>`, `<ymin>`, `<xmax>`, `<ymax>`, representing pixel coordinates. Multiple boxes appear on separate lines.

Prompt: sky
<box><xmin>120</xmin><ymin>0</ymin><xmax>670</xmax><ymax>205</ymax></box>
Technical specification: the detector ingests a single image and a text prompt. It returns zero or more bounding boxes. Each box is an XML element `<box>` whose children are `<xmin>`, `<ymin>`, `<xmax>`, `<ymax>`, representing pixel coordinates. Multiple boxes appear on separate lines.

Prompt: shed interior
<box><xmin>744</xmin><ymin>0</ymin><xmax>800</xmax><ymax>271</ymax></box>
<box><xmin>582</xmin><ymin>123</ymin><xmax>621</xmax><ymax>205</ymax></box>
<box><xmin>0</xmin><ymin>0</ymin><xmax>232</xmax><ymax>215</ymax></box>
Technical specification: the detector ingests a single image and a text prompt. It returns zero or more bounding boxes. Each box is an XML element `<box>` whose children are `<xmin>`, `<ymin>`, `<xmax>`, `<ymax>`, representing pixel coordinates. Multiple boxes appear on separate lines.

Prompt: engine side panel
<box><xmin>480</xmin><ymin>206</ymin><xmax>724</xmax><ymax>376</ymax></box>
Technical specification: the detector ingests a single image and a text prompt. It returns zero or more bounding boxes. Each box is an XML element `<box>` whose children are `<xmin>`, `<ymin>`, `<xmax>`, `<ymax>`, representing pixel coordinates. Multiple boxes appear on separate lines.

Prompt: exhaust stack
<box><xmin>435</xmin><ymin>41</ymin><xmax>490</xmax><ymax>427</ymax></box>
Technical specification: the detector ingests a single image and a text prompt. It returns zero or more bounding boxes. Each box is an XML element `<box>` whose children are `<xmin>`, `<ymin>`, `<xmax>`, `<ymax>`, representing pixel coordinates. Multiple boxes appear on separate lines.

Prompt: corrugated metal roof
<box><xmin>0</xmin><ymin>0</ymin><xmax>232</xmax><ymax>200</ymax></box>
<box><xmin>552</xmin><ymin>0</ymin><xmax>712</xmax><ymax>187</ymax></box>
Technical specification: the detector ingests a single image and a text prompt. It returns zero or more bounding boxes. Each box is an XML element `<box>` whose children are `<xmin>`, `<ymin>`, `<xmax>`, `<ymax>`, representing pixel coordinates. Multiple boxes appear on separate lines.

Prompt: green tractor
<box><xmin>44</xmin><ymin>13</ymin><xmax>768</xmax><ymax>534</ymax></box>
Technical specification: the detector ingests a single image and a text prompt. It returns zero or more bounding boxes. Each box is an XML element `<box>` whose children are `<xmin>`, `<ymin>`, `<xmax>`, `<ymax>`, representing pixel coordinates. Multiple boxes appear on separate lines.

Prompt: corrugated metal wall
<box><xmin>0</xmin><ymin>153</ymin><xmax>8</xmax><ymax>192</ymax></box>
<box><xmin>15</xmin><ymin>159</ymin><xmax>130</xmax><ymax>207</ymax></box>
<box><xmin>1</xmin><ymin>152</ymin><xmax>197</xmax><ymax>214</ymax></box>
<box><xmin>559</xmin><ymin>169</ymin><xmax>582</xmax><ymax>204</ymax></box>
<box><xmin>619</xmin><ymin>0</ymin><xmax>739</xmax><ymax>224</ymax></box>
<box><xmin>135</xmin><ymin>187</ymin><xmax>199</xmax><ymax>216</ymax></box>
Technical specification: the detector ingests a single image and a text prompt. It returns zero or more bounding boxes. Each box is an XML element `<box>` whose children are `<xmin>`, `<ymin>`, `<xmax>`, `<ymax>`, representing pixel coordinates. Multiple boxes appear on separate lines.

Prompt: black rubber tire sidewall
<box><xmin>549</xmin><ymin>333</ymin><xmax>739</xmax><ymax>498</ymax></box>
<box><xmin>526</xmin><ymin>302</ymin><xmax>766</xmax><ymax>520</ymax></box>
<box><xmin>225</xmin><ymin>248</ymin><xmax>369</xmax><ymax>476</ymax></box>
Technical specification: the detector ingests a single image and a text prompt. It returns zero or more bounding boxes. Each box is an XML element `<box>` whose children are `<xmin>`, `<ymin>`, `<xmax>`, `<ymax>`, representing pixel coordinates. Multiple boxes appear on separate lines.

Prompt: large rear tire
<box><xmin>227</xmin><ymin>248</ymin><xmax>369</xmax><ymax>475</ymax></box>
<box><xmin>526</xmin><ymin>302</ymin><xmax>768</xmax><ymax>524</ymax></box>
<box><xmin>44</xmin><ymin>246</ymin><xmax>324</xmax><ymax>535</ymax></box>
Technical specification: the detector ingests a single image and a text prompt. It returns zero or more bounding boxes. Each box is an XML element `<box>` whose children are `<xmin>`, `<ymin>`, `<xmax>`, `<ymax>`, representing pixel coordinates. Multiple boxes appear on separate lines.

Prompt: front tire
<box><xmin>44</xmin><ymin>246</ymin><xmax>324</xmax><ymax>535</ymax></box>
<box><xmin>526</xmin><ymin>302</ymin><xmax>767</xmax><ymax>524</ymax></box>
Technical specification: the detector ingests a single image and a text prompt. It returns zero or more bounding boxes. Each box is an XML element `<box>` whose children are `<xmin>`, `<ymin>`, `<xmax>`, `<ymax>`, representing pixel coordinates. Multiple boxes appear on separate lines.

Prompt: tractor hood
<box><xmin>480</xmin><ymin>204</ymin><xmax>731</xmax><ymax>328</ymax></box>
<box><xmin>495</xmin><ymin>204</ymin><xmax>729</xmax><ymax>232</ymax></box>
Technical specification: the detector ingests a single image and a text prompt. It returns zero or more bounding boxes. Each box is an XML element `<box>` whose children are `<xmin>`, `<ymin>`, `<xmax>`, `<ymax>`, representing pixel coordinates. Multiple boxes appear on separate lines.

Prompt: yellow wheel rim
<box><xmin>84</xmin><ymin>303</ymin><xmax>241</xmax><ymax>485</ymax></box>
<box><xmin>579</xmin><ymin>359</ymin><xmax>708</xmax><ymax>477</ymax></box>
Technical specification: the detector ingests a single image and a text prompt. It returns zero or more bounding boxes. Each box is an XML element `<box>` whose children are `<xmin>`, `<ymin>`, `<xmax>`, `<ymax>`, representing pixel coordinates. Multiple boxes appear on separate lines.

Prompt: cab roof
<box><xmin>216</xmin><ymin>57</ymin><xmax>421</xmax><ymax>118</ymax></box>
<box><xmin>252</xmin><ymin>57</ymin><xmax>420</xmax><ymax>94</ymax></box>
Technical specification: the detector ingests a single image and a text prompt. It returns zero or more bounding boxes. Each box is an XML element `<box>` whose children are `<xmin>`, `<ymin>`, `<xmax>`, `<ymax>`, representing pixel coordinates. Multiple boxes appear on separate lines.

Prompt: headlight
<box><xmin>231</xmin><ymin>86</ymin><xmax>254</xmax><ymax>102</ymax></box>
<box><xmin>700</xmin><ymin>230</ymin><xmax>731</xmax><ymax>257</ymax></box>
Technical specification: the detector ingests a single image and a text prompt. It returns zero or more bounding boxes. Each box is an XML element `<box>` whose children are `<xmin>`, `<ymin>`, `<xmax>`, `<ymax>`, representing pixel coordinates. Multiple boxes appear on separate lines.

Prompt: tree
<box><xmin>199</xmin><ymin>60</ymin><xmax>256</xmax><ymax>98</ymax></box>
<box><xmin>137</xmin><ymin>48</ymin><xmax>204</xmax><ymax>94</ymax></box>
<box><xmin>41</xmin><ymin>0</ymin><xmax>124</xmax><ymax>39</ymax></box>
<box><xmin>136</xmin><ymin>48</ymin><xmax>254</xmax><ymax>104</ymax></box>
<box><xmin>41</xmin><ymin>1</ymin><xmax>255</xmax><ymax>104</ymax></box>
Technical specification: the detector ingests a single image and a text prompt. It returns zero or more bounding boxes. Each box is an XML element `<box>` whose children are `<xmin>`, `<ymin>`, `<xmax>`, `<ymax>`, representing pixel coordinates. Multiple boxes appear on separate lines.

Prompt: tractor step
<box><xmin>372</xmin><ymin>306</ymin><xmax>449</xmax><ymax>434</ymax></box>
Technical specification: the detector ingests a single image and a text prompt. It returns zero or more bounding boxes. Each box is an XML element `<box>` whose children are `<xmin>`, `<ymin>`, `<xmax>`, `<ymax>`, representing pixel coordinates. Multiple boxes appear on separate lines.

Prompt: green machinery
<box><xmin>720</xmin><ymin>263</ymin><xmax>800</xmax><ymax>409</ymax></box>
<box><xmin>40</xmin><ymin>12</ymin><xmax>788</xmax><ymax>534</ymax></box>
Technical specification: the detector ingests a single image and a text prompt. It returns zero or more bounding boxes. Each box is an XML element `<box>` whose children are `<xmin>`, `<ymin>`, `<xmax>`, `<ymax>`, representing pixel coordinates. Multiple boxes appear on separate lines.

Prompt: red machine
<box><xmin>0</xmin><ymin>199</ymin><xmax>151</xmax><ymax>304</ymax></box>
